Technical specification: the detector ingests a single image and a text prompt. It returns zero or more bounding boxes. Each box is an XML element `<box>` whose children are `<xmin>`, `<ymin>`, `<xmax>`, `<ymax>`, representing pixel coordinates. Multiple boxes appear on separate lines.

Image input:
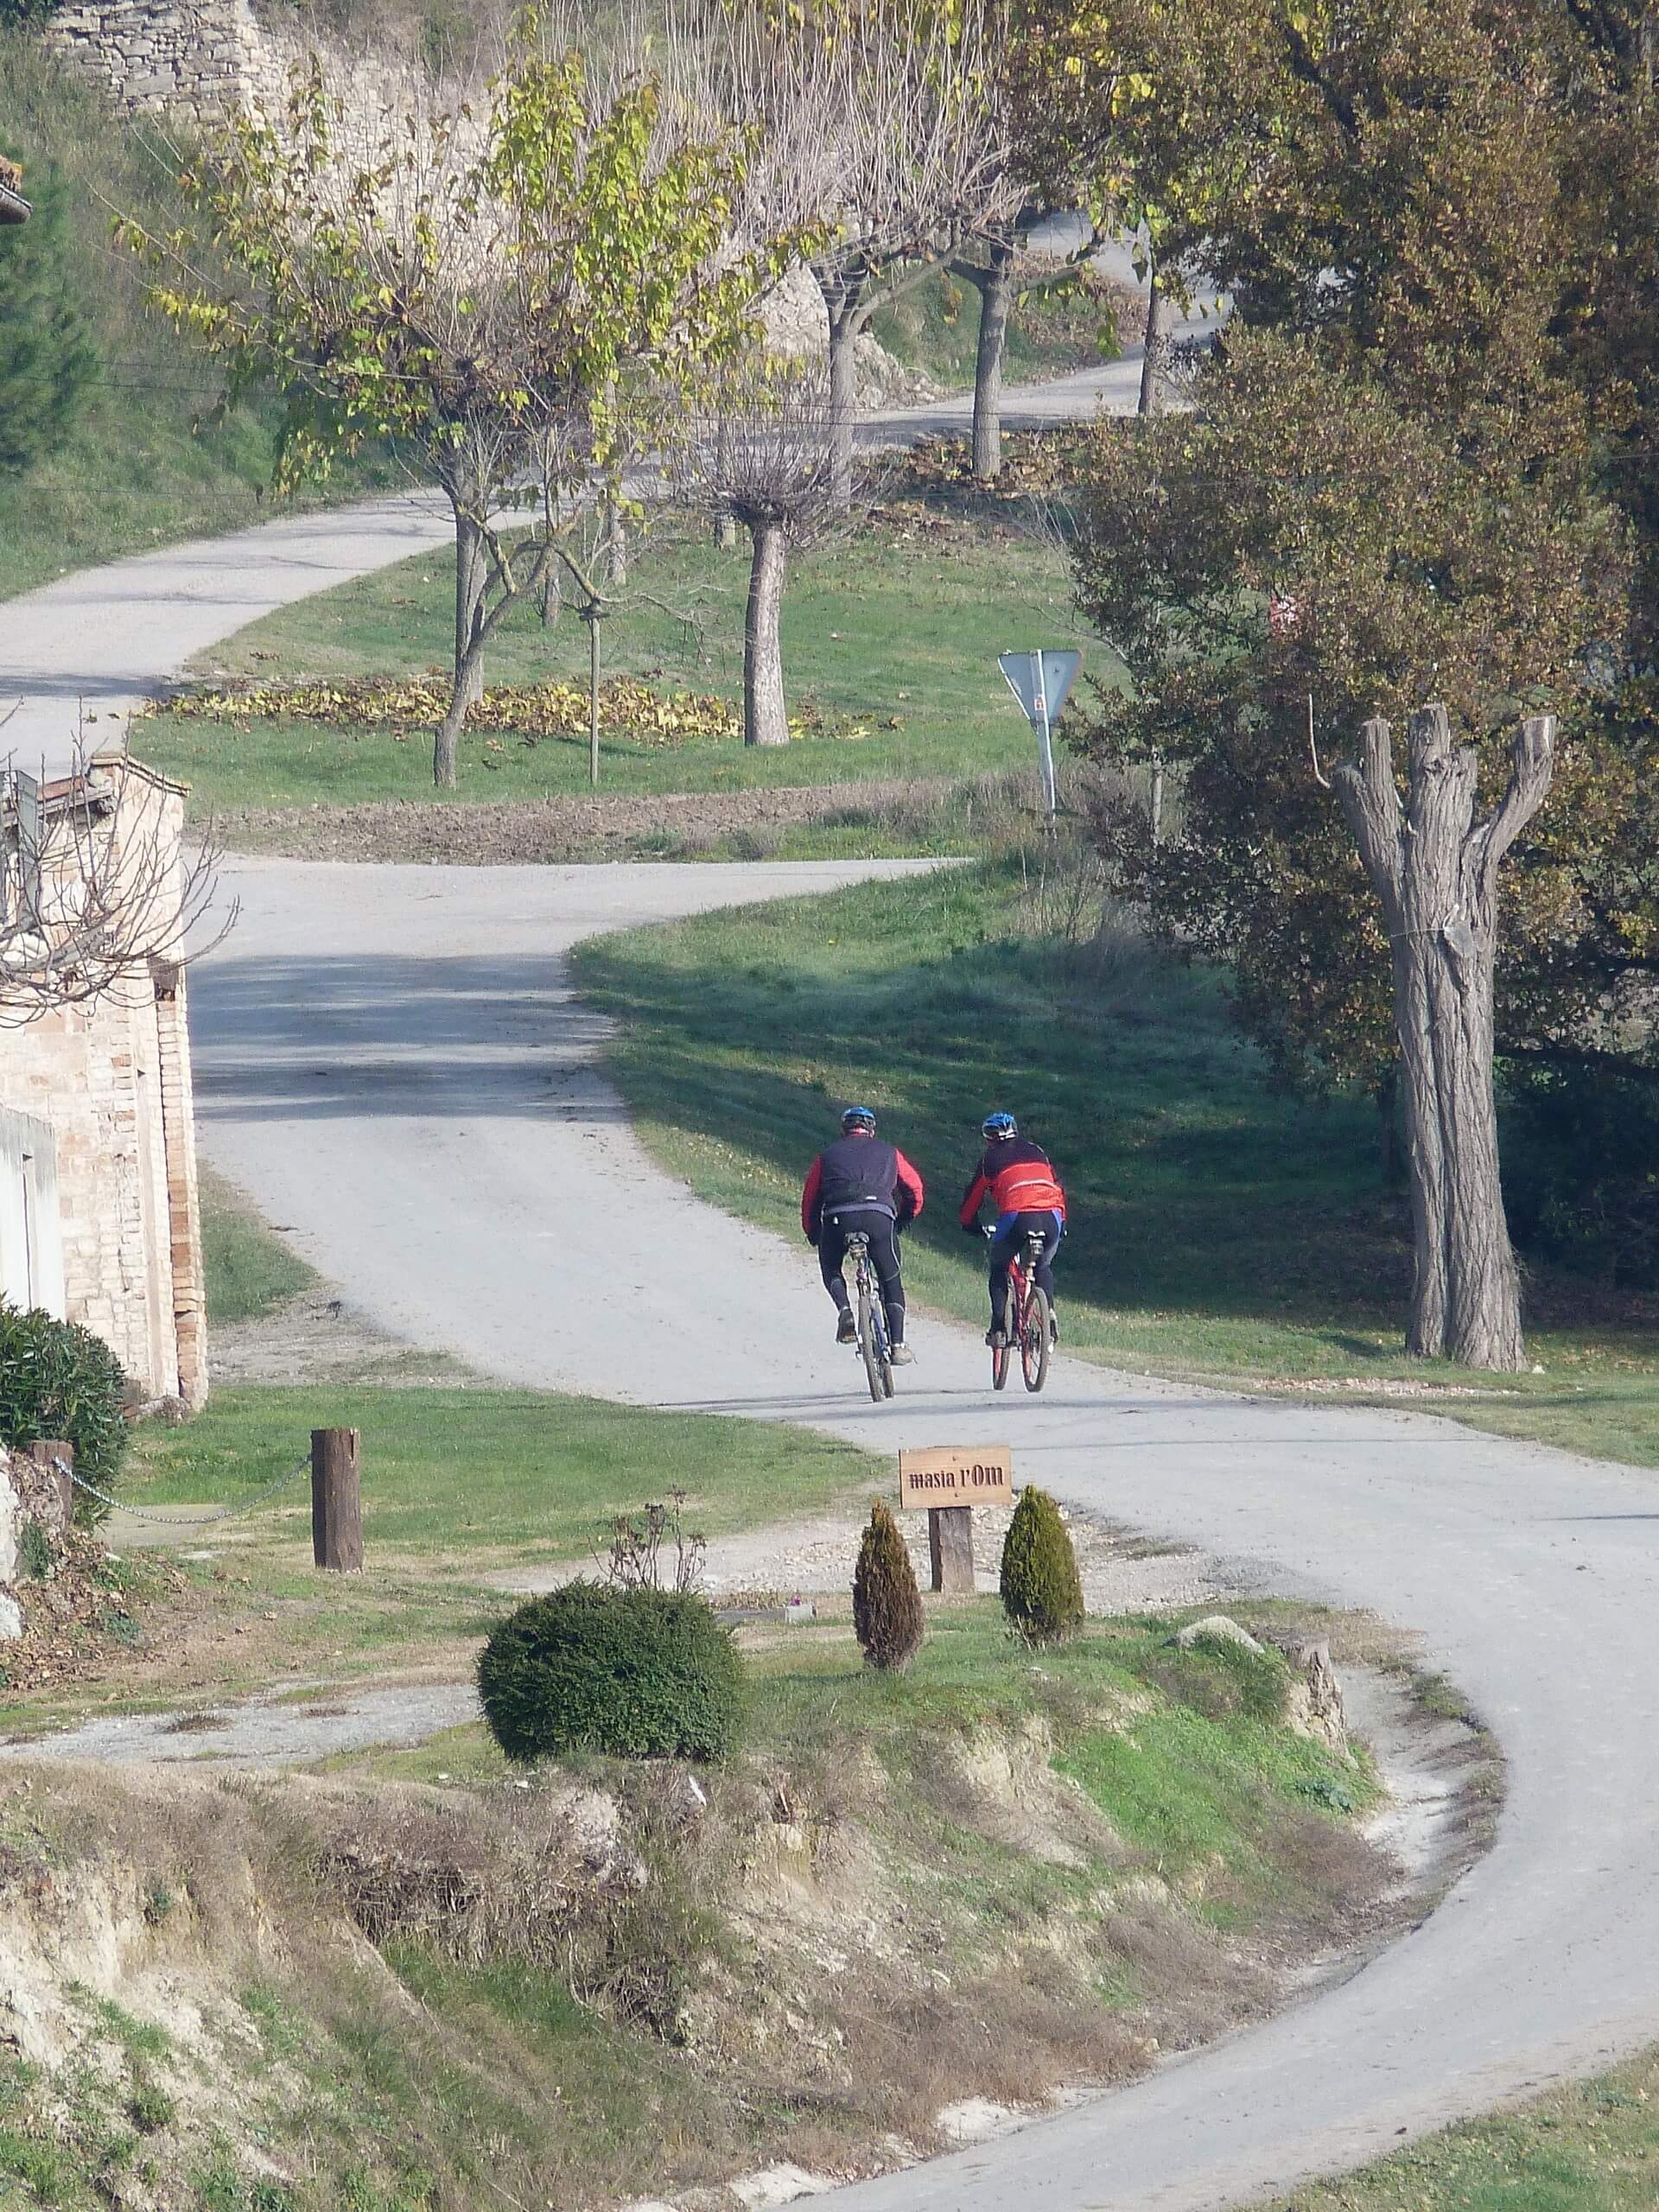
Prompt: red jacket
<box><xmin>959</xmin><ymin>1139</ymin><xmax>1066</xmax><ymax>1225</ymax></box>
<box><xmin>802</xmin><ymin>1135</ymin><xmax>925</xmax><ymax>1239</ymax></box>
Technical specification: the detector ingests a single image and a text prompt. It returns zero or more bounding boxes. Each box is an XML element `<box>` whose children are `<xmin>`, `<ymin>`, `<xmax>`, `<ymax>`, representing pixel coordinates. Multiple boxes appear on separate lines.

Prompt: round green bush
<box><xmin>999</xmin><ymin>1484</ymin><xmax>1084</xmax><ymax>1645</ymax></box>
<box><xmin>477</xmin><ymin>1581</ymin><xmax>743</xmax><ymax>1764</ymax></box>
<box><xmin>853</xmin><ymin>1498</ymin><xmax>925</xmax><ymax>1671</ymax></box>
<box><xmin>0</xmin><ymin>1303</ymin><xmax>127</xmax><ymax>1522</ymax></box>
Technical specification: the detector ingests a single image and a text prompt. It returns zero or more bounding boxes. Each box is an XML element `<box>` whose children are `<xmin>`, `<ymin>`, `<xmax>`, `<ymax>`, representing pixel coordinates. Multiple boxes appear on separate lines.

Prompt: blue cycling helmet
<box><xmin>842</xmin><ymin>1104</ymin><xmax>878</xmax><ymax>1134</ymax></box>
<box><xmin>982</xmin><ymin>1111</ymin><xmax>1018</xmax><ymax>1140</ymax></box>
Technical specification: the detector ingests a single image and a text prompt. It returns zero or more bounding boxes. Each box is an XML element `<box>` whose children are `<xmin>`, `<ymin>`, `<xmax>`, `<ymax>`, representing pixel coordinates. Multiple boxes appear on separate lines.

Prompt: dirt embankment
<box><xmin>216</xmin><ymin>778</ymin><xmax>963</xmax><ymax>865</ymax></box>
<box><xmin>0</xmin><ymin>1618</ymin><xmax>1497</xmax><ymax>2212</ymax></box>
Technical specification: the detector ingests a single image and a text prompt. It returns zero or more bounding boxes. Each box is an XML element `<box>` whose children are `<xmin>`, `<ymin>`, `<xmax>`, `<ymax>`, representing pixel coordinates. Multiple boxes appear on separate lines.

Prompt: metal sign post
<box><xmin>997</xmin><ymin>651</ymin><xmax>1081</xmax><ymax>823</ymax></box>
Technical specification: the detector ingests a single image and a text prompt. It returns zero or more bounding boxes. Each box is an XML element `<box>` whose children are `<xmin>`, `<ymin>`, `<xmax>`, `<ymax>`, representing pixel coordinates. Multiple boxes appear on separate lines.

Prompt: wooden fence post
<box><xmin>311</xmin><ymin>1427</ymin><xmax>363</xmax><ymax>1572</ymax></box>
<box><xmin>29</xmin><ymin>1440</ymin><xmax>74</xmax><ymax>1524</ymax></box>
<box><xmin>928</xmin><ymin>1505</ymin><xmax>975</xmax><ymax>1596</ymax></box>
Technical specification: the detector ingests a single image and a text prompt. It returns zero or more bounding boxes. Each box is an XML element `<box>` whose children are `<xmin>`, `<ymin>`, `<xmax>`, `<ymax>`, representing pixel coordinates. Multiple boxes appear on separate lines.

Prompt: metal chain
<box><xmin>54</xmin><ymin>1455</ymin><xmax>312</xmax><ymax>1528</ymax></box>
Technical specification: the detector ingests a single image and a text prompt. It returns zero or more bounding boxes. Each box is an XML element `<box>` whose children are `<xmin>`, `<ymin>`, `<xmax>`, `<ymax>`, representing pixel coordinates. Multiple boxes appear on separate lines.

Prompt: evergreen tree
<box><xmin>852</xmin><ymin>1500</ymin><xmax>925</xmax><ymax>1672</ymax></box>
<box><xmin>0</xmin><ymin>153</ymin><xmax>96</xmax><ymax>472</ymax></box>
<box><xmin>1000</xmin><ymin>1485</ymin><xmax>1084</xmax><ymax>1644</ymax></box>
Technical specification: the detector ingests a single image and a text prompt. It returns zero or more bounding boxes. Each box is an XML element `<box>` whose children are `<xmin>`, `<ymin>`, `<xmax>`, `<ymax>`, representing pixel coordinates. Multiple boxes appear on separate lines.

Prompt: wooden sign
<box><xmin>899</xmin><ymin>1445</ymin><xmax>1013</xmax><ymax>1511</ymax></box>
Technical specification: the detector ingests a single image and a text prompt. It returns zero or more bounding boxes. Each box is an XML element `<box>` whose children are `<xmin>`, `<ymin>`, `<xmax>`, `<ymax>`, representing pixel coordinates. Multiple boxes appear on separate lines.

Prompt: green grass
<box><xmin>134</xmin><ymin>514</ymin><xmax>1094</xmax><ymax>809</ymax></box>
<box><xmin>1258</xmin><ymin>2048</ymin><xmax>1659</xmax><ymax>2212</ymax></box>
<box><xmin>0</xmin><ymin>34</ymin><xmax>391</xmax><ymax>605</ymax></box>
<box><xmin>128</xmin><ymin>1383</ymin><xmax>874</xmax><ymax>1563</ymax></box>
<box><xmin>571</xmin><ymin>856</ymin><xmax>1659</xmax><ymax>1467</ymax></box>
<box><xmin>199</xmin><ymin>1170</ymin><xmax>319</xmax><ymax>1327</ymax></box>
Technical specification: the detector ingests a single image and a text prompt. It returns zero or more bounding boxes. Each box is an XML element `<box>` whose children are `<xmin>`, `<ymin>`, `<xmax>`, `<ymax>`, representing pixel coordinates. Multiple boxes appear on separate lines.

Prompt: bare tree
<box><xmin>1332</xmin><ymin>704</ymin><xmax>1555</xmax><ymax>1371</ymax></box>
<box><xmin>676</xmin><ymin>374</ymin><xmax>855</xmax><ymax>747</ymax></box>
<box><xmin>0</xmin><ymin>753</ymin><xmax>230</xmax><ymax>1024</ymax></box>
<box><xmin>714</xmin><ymin>0</ymin><xmax>1022</xmax><ymax>505</ymax></box>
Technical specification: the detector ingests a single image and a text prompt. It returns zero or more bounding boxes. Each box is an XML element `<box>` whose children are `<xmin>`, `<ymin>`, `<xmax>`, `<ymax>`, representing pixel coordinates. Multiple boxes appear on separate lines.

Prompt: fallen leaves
<box><xmin>149</xmin><ymin>675</ymin><xmax>749</xmax><ymax>748</ymax></box>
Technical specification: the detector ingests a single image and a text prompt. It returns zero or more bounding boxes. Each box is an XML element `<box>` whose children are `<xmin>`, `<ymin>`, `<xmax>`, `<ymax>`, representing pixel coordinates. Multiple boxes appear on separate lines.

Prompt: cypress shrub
<box><xmin>0</xmin><ymin>1303</ymin><xmax>127</xmax><ymax>1522</ymax></box>
<box><xmin>852</xmin><ymin>1499</ymin><xmax>924</xmax><ymax>1671</ymax></box>
<box><xmin>999</xmin><ymin>1485</ymin><xmax>1084</xmax><ymax>1645</ymax></box>
<box><xmin>477</xmin><ymin>1581</ymin><xmax>742</xmax><ymax>1764</ymax></box>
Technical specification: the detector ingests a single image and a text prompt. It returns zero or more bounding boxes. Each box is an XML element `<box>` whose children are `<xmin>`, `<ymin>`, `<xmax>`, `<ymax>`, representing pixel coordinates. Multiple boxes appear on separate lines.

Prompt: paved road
<box><xmin>189</xmin><ymin>856</ymin><xmax>1659</xmax><ymax>2212</ymax></box>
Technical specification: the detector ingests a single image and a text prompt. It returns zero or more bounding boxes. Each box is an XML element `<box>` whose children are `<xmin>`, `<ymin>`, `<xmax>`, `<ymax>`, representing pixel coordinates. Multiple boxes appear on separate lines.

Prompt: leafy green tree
<box><xmin>0</xmin><ymin>152</ymin><xmax>96</xmax><ymax>472</ymax></box>
<box><xmin>1067</xmin><ymin>0</ymin><xmax>1659</xmax><ymax>1364</ymax></box>
<box><xmin>124</xmin><ymin>29</ymin><xmax>789</xmax><ymax>787</ymax></box>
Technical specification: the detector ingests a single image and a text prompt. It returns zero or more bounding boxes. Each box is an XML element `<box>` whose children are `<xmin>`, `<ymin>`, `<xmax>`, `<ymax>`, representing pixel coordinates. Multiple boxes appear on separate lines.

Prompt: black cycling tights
<box><xmin>818</xmin><ymin>1208</ymin><xmax>906</xmax><ymax>1344</ymax></box>
<box><xmin>988</xmin><ymin>1211</ymin><xmax>1060</xmax><ymax>1332</ymax></box>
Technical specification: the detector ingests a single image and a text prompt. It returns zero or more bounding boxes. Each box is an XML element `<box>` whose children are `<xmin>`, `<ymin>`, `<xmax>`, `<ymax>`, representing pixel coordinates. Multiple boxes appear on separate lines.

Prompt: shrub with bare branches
<box><xmin>0</xmin><ymin>750</ymin><xmax>229</xmax><ymax>1024</ymax></box>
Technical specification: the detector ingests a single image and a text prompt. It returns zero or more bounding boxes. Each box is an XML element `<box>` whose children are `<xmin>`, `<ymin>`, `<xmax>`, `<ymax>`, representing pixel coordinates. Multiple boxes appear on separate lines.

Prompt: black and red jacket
<box><xmin>959</xmin><ymin>1138</ymin><xmax>1066</xmax><ymax>1227</ymax></box>
<box><xmin>802</xmin><ymin>1135</ymin><xmax>925</xmax><ymax>1241</ymax></box>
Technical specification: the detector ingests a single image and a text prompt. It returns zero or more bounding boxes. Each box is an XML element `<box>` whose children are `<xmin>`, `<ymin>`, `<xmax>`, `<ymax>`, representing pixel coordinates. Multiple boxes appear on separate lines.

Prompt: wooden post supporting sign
<box><xmin>311</xmin><ymin>1427</ymin><xmax>363</xmax><ymax>1572</ymax></box>
<box><xmin>899</xmin><ymin>1445</ymin><xmax>1013</xmax><ymax>1596</ymax></box>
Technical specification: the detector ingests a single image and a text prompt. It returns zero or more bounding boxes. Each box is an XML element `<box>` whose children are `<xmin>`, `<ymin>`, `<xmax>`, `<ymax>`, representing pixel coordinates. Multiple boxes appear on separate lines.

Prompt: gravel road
<box><xmin>186</xmin><ymin>855</ymin><xmax>1659</xmax><ymax>2212</ymax></box>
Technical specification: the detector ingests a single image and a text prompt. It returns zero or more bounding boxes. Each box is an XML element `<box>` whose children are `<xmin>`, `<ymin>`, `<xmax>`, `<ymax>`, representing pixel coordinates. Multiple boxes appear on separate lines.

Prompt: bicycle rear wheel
<box><xmin>1021</xmin><ymin>1286</ymin><xmax>1052</xmax><ymax>1393</ymax></box>
<box><xmin>857</xmin><ymin>1274</ymin><xmax>886</xmax><ymax>1403</ymax></box>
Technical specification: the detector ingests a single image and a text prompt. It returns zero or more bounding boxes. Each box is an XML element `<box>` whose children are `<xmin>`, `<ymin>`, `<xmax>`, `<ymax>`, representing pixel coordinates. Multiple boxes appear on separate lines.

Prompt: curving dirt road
<box><xmin>188</xmin><ymin>855</ymin><xmax>1659</xmax><ymax>2212</ymax></box>
<box><xmin>4</xmin><ymin>331</ymin><xmax>1655</xmax><ymax>2208</ymax></box>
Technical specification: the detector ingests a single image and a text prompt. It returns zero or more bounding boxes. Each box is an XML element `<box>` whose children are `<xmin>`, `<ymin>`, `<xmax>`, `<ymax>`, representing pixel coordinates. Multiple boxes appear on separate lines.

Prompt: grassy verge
<box><xmin>1255</xmin><ymin>2048</ymin><xmax>1659</xmax><ymax>2212</ymax></box>
<box><xmin>133</xmin><ymin>512</ymin><xmax>1095</xmax><ymax>810</ymax></box>
<box><xmin>0</xmin><ymin>1601</ymin><xmax>1391</xmax><ymax>2211</ymax></box>
<box><xmin>199</xmin><ymin>1170</ymin><xmax>319</xmax><ymax>1327</ymax></box>
<box><xmin>0</xmin><ymin>1383</ymin><xmax>880</xmax><ymax>1730</ymax></box>
<box><xmin>571</xmin><ymin>857</ymin><xmax>1659</xmax><ymax>1468</ymax></box>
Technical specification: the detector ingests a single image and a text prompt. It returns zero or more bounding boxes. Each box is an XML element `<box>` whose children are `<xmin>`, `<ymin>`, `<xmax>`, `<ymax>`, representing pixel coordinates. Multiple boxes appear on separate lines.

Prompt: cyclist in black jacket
<box><xmin>801</xmin><ymin>1105</ymin><xmax>925</xmax><ymax>1362</ymax></box>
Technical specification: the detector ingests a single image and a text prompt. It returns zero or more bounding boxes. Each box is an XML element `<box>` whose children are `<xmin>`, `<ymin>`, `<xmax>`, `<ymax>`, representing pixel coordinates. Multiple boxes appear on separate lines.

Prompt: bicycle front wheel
<box><xmin>1021</xmin><ymin>1287</ymin><xmax>1052</xmax><ymax>1393</ymax></box>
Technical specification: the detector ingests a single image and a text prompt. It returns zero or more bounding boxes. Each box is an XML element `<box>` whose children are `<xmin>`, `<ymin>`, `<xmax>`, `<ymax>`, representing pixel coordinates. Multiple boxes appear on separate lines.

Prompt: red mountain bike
<box><xmin>989</xmin><ymin>1225</ymin><xmax>1052</xmax><ymax>1394</ymax></box>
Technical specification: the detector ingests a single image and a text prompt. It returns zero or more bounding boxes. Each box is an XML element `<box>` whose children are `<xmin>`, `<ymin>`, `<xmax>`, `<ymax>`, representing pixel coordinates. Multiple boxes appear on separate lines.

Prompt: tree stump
<box><xmin>28</xmin><ymin>1440</ymin><xmax>73</xmax><ymax>1526</ymax></box>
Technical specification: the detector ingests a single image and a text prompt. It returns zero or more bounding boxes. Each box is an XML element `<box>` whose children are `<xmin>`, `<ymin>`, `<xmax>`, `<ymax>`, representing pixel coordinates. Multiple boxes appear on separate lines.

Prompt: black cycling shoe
<box><xmin>1050</xmin><ymin>1312</ymin><xmax>1060</xmax><ymax>1346</ymax></box>
<box><xmin>836</xmin><ymin>1313</ymin><xmax>857</xmax><ymax>1344</ymax></box>
<box><xmin>985</xmin><ymin>1328</ymin><xmax>1008</xmax><ymax>1350</ymax></box>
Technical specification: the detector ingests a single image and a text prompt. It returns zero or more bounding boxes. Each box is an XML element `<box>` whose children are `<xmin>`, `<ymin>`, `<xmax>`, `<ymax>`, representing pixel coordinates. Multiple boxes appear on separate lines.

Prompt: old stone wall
<box><xmin>46</xmin><ymin>0</ymin><xmax>278</xmax><ymax>120</ymax></box>
<box><xmin>0</xmin><ymin>761</ymin><xmax>207</xmax><ymax>1408</ymax></box>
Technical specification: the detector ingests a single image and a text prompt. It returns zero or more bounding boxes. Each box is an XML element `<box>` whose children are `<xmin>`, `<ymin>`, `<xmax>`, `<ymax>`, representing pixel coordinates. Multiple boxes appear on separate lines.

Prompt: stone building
<box><xmin>0</xmin><ymin>757</ymin><xmax>207</xmax><ymax>1408</ymax></box>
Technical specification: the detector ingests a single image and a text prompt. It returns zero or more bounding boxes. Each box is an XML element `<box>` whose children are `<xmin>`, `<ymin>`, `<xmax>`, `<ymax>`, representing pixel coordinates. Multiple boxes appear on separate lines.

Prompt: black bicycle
<box><xmin>989</xmin><ymin>1225</ymin><xmax>1052</xmax><ymax>1394</ymax></box>
<box><xmin>846</xmin><ymin>1230</ymin><xmax>895</xmax><ymax>1402</ymax></box>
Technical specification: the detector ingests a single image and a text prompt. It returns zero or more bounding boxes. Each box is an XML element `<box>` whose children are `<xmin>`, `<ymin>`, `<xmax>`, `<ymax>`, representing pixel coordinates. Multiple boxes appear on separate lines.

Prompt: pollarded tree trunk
<box><xmin>1138</xmin><ymin>261</ymin><xmax>1175</xmax><ymax>417</ymax></box>
<box><xmin>818</xmin><ymin>269</ymin><xmax>866</xmax><ymax>511</ymax></box>
<box><xmin>970</xmin><ymin>238</ymin><xmax>1016</xmax><ymax>482</ymax></box>
<box><xmin>1332</xmin><ymin>703</ymin><xmax>1555</xmax><ymax>1370</ymax></box>
<box><xmin>743</xmin><ymin>518</ymin><xmax>790</xmax><ymax>747</ymax></box>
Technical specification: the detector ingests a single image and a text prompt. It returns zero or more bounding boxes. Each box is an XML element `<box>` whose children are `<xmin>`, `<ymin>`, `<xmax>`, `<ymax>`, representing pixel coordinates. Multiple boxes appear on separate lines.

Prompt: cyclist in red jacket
<box><xmin>959</xmin><ymin>1111</ymin><xmax>1065</xmax><ymax>1349</ymax></box>
<box><xmin>802</xmin><ymin>1105</ymin><xmax>925</xmax><ymax>1363</ymax></box>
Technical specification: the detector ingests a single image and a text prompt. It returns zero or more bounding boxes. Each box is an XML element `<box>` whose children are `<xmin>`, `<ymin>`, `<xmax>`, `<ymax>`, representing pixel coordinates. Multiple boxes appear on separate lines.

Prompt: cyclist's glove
<box><xmin>962</xmin><ymin>1219</ymin><xmax>983</xmax><ymax>1237</ymax></box>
